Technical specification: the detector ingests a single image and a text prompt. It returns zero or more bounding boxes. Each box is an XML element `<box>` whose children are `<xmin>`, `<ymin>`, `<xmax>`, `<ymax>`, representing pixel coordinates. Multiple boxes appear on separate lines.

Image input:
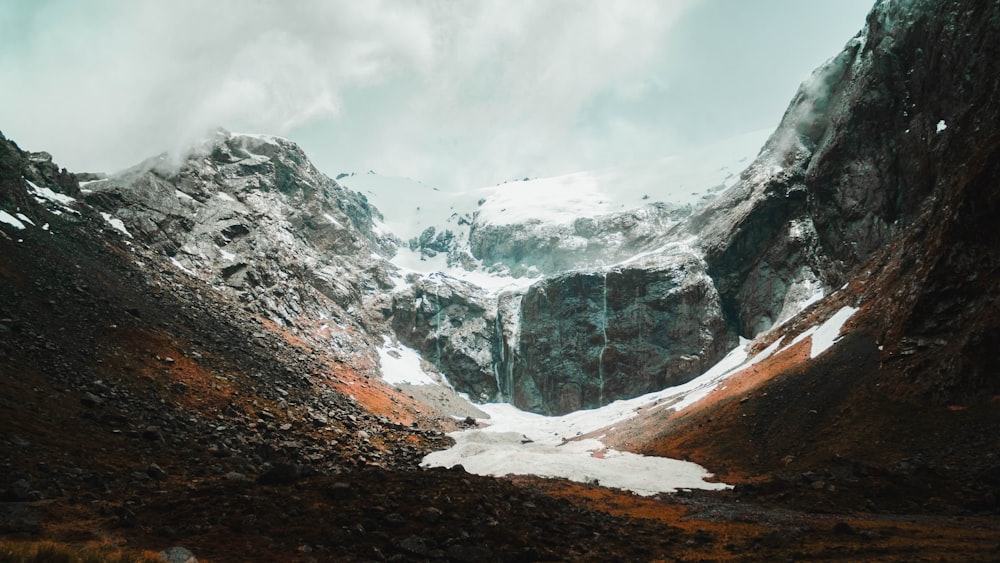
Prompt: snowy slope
<box><xmin>422</xmin><ymin>303</ymin><xmax>859</xmax><ymax>495</ymax></box>
<box><xmin>474</xmin><ymin>129</ymin><xmax>768</xmax><ymax>227</ymax></box>
<box><xmin>343</xmin><ymin>129</ymin><xmax>768</xmax><ymax>239</ymax></box>
<box><xmin>339</xmin><ymin>129</ymin><xmax>769</xmax><ymax>289</ymax></box>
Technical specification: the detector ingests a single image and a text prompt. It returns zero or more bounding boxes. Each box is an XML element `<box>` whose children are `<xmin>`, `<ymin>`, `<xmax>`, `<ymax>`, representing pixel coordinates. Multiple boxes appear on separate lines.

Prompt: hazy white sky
<box><xmin>0</xmin><ymin>0</ymin><xmax>873</xmax><ymax>189</ymax></box>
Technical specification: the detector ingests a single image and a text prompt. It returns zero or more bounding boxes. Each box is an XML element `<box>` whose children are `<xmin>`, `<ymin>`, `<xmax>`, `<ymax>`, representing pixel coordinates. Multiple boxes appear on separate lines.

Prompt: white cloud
<box><xmin>0</xmin><ymin>0</ymin><xmax>874</xmax><ymax>189</ymax></box>
<box><xmin>0</xmin><ymin>0</ymin><xmax>436</xmax><ymax>171</ymax></box>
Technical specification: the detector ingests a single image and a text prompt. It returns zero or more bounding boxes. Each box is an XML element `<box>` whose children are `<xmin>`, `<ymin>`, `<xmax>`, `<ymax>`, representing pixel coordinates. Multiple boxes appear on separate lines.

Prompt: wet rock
<box><xmin>389</xmin><ymin>274</ymin><xmax>498</xmax><ymax>401</ymax></box>
<box><xmin>5</xmin><ymin>479</ymin><xmax>32</xmax><ymax>501</ymax></box>
<box><xmin>510</xmin><ymin>252</ymin><xmax>734</xmax><ymax>414</ymax></box>
<box><xmin>0</xmin><ymin>503</ymin><xmax>40</xmax><ymax>534</ymax></box>
<box><xmin>143</xmin><ymin>426</ymin><xmax>165</xmax><ymax>442</ymax></box>
<box><xmin>447</xmin><ymin>543</ymin><xmax>495</xmax><ymax>563</ymax></box>
<box><xmin>419</xmin><ymin>506</ymin><xmax>443</xmax><ymax>524</ymax></box>
<box><xmin>832</xmin><ymin>522</ymin><xmax>856</xmax><ymax>535</ymax></box>
<box><xmin>397</xmin><ymin>535</ymin><xmax>429</xmax><ymax>556</ymax></box>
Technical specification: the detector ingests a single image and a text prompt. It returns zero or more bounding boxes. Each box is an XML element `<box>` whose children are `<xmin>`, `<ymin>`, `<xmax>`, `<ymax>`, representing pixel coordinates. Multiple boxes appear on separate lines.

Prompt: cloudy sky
<box><xmin>1</xmin><ymin>0</ymin><xmax>873</xmax><ymax>189</ymax></box>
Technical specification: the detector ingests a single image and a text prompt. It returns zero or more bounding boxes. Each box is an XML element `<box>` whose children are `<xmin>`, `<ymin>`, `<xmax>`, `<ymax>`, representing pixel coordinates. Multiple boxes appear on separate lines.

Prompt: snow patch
<box><xmin>169</xmin><ymin>257</ymin><xmax>195</xmax><ymax>276</ymax></box>
<box><xmin>423</xmin><ymin>428</ymin><xmax>727</xmax><ymax>496</ymax></box>
<box><xmin>100</xmin><ymin>212</ymin><xmax>133</xmax><ymax>238</ymax></box>
<box><xmin>810</xmin><ymin>306</ymin><xmax>858</xmax><ymax>359</ymax></box>
<box><xmin>216</xmin><ymin>192</ymin><xmax>236</xmax><ymax>202</ymax></box>
<box><xmin>0</xmin><ymin>210</ymin><xmax>27</xmax><ymax>230</ymax></box>
<box><xmin>389</xmin><ymin>248</ymin><xmax>540</xmax><ymax>296</ymax></box>
<box><xmin>422</xmin><ymin>341</ymin><xmax>769</xmax><ymax>495</ymax></box>
<box><xmin>473</xmin><ymin>129</ymin><xmax>769</xmax><ymax>228</ymax></box>
<box><xmin>936</xmin><ymin>119</ymin><xmax>947</xmax><ymax>133</ymax></box>
<box><xmin>24</xmin><ymin>179</ymin><xmax>79</xmax><ymax>214</ymax></box>
<box><xmin>377</xmin><ymin>336</ymin><xmax>438</xmax><ymax>386</ymax></box>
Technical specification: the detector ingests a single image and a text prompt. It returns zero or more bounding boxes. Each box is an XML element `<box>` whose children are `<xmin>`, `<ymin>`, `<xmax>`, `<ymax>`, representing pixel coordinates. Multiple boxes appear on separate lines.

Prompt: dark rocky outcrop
<box><xmin>693</xmin><ymin>0</ymin><xmax>1000</xmax><ymax>337</ymax></box>
<box><xmin>505</xmin><ymin>249</ymin><xmax>734</xmax><ymax>415</ymax></box>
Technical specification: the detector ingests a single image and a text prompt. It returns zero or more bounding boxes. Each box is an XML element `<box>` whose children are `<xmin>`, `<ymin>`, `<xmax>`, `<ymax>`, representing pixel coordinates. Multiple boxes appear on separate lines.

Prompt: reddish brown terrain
<box><xmin>2</xmin><ymin>137</ymin><xmax>998</xmax><ymax>562</ymax></box>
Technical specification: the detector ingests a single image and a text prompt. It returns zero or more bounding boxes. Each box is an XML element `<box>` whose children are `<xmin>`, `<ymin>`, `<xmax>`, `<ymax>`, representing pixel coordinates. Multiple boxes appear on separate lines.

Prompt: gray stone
<box><xmin>507</xmin><ymin>251</ymin><xmax>734</xmax><ymax>415</ymax></box>
<box><xmin>159</xmin><ymin>546</ymin><xmax>198</xmax><ymax>563</ymax></box>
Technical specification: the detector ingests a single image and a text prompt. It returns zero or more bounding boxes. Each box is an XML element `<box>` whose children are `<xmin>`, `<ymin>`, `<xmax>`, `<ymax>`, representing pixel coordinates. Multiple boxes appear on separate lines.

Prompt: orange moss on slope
<box><xmin>261</xmin><ymin>317</ymin><xmax>428</xmax><ymax>426</ymax></box>
<box><xmin>592</xmin><ymin>337</ymin><xmax>813</xmax><ymax>482</ymax></box>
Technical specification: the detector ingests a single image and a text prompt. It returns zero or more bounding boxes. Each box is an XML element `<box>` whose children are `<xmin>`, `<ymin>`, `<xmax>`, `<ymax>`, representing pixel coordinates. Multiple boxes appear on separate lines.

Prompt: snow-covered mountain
<box><xmin>2</xmin><ymin>0</ymin><xmax>1000</xmax><ymax>558</ymax></box>
<box><xmin>340</xmin><ymin>129</ymin><xmax>767</xmax><ymax>280</ymax></box>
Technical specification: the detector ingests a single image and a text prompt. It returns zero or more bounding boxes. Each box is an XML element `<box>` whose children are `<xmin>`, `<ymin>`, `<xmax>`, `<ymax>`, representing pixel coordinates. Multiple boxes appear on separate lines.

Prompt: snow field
<box><xmin>420</xmin><ymin>305</ymin><xmax>861</xmax><ymax>495</ymax></box>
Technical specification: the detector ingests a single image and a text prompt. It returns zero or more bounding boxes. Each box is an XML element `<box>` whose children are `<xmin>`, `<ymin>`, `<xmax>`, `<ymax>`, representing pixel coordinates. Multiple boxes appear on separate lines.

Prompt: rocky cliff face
<box><xmin>592</xmin><ymin>0</ymin><xmax>1000</xmax><ymax>513</ymax></box>
<box><xmin>82</xmin><ymin>130</ymin><xmax>398</xmax><ymax>370</ymax></box>
<box><xmin>693</xmin><ymin>0</ymin><xmax>1000</xmax><ymax>338</ymax></box>
<box><xmin>389</xmin><ymin>274</ymin><xmax>499</xmax><ymax>402</ymax></box>
<box><xmin>502</xmin><ymin>248</ymin><xmax>734</xmax><ymax>414</ymax></box>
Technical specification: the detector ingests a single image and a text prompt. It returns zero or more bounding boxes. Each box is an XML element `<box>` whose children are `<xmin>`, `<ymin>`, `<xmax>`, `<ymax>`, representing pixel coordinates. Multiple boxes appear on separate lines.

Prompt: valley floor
<box><xmin>3</xmin><ymin>469</ymin><xmax>999</xmax><ymax>562</ymax></box>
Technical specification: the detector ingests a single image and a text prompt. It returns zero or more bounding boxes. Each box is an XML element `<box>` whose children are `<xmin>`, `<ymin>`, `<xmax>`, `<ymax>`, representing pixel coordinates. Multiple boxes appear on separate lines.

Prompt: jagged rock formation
<box><xmin>82</xmin><ymin>130</ymin><xmax>397</xmax><ymax>369</ymax></box>
<box><xmin>693</xmin><ymin>0</ymin><xmax>1000</xmax><ymax>338</ymax></box>
<box><xmin>590</xmin><ymin>0</ymin><xmax>1000</xmax><ymax>515</ymax></box>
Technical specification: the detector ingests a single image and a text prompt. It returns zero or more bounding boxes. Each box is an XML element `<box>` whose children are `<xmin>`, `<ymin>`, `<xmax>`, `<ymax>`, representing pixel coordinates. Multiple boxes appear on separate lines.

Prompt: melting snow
<box><xmin>422</xmin><ymin>343</ymin><xmax>758</xmax><ymax>495</ymax></box>
<box><xmin>423</xmin><ymin>427</ymin><xmax>727</xmax><ymax>496</ymax></box>
<box><xmin>377</xmin><ymin>336</ymin><xmax>438</xmax><ymax>386</ymax></box>
<box><xmin>0</xmin><ymin>210</ymin><xmax>27</xmax><ymax>230</ymax></box>
<box><xmin>100</xmin><ymin>212</ymin><xmax>133</xmax><ymax>238</ymax></box>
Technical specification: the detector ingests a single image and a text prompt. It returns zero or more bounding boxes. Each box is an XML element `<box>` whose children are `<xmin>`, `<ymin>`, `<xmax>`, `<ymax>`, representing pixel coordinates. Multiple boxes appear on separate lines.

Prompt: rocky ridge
<box><xmin>82</xmin><ymin>130</ymin><xmax>398</xmax><ymax>375</ymax></box>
